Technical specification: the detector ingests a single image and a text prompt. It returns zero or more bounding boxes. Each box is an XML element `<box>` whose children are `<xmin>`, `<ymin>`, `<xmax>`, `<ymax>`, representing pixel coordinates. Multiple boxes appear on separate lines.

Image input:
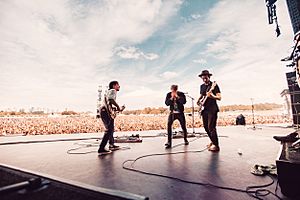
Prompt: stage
<box><xmin>0</xmin><ymin>126</ymin><xmax>294</xmax><ymax>199</ymax></box>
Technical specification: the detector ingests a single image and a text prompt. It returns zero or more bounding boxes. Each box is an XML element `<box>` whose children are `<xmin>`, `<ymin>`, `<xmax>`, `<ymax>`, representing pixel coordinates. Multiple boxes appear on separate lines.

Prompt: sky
<box><xmin>0</xmin><ymin>0</ymin><xmax>296</xmax><ymax>112</ymax></box>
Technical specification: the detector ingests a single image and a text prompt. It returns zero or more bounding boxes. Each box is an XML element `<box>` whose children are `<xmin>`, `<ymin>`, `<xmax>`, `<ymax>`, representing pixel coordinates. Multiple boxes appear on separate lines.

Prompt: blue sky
<box><xmin>0</xmin><ymin>0</ymin><xmax>295</xmax><ymax>111</ymax></box>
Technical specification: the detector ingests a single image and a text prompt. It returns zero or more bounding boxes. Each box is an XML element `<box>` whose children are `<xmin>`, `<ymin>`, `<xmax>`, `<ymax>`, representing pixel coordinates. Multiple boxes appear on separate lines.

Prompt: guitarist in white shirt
<box><xmin>98</xmin><ymin>81</ymin><xmax>125</xmax><ymax>155</ymax></box>
<box><xmin>197</xmin><ymin>70</ymin><xmax>221</xmax><ymax>152</ymax></box>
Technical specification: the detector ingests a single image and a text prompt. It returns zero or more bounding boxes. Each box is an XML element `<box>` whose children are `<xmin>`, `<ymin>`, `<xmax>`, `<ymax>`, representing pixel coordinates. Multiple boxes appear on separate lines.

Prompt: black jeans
<box><xmin>99</xmin><ymin>108</ymin><xmax>115</xmax><ymax>150</ymax></box>
<box><xmin>167</xmin><ymin>112</ymin><xmax>188</xmax><ymax>145</ymax></box>
<box><xmin>202</xmin><ymin>110</ymin><xmax>219</xmax><ymax>146</ymax></box>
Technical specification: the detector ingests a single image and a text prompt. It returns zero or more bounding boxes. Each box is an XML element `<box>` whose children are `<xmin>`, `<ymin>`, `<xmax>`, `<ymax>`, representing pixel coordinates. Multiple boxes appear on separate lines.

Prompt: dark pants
<box><xmin>167</xmin><ymin>112</ymin><xmax>188</xmax><ymax>145</ymax></box>
<box><xmin>202</xmin><ymin>110</ymin><xmax>219</xmax><ymax>146</ymax></box>
<box><xmin>99</xmin><ymin>108</ymin><xmax>115</xmax><ymax>150</ymax></box>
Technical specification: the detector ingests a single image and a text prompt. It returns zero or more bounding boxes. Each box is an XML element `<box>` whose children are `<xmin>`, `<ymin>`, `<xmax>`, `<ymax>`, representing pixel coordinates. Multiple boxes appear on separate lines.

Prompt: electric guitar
<box><xmin>197</xmin><ymin>81</ymin><xmax>217</xmax><ymax>113</ymax></box>
<box><xmin>104</xmin><ymin>93</ymin><xmax>125</xmax><ymax>119</ymax></box>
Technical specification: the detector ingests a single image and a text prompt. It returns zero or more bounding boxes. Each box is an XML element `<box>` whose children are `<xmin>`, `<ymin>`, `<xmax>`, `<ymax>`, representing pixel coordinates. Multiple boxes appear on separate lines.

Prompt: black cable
<box><xmin>0</xmin><ymin>134</ymin><xmax>181</xmax><ymax>146</ymax></box>
<box><xmin>171</xmin><ymin>135</ymin><xmax>204</xmax><ymax>149</ymax></box>
<box><xmin>66</xmin><ymin>140</ymin><xmax>131</xmax><ymax>154</ymax></box>
<box><xmin>122</xmin><ymin>147</ymin><xmax>283</xmax><ymax>200</ymax></box>
<box><xmin>67</xmin><ymin>134</ymin><xmax>205</xmax><ymax>154</ymax></box>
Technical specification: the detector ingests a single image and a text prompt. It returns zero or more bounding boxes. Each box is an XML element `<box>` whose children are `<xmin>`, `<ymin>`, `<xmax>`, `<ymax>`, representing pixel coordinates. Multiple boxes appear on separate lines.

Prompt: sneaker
<box><xmin>109</xmin><ymin>144</ymin><xmax>120</xmax><ymax>150</ymax></box>
<box><xmin>184</xmin><ymin>139</ymin><xmax>189</xmax><ymax>145</ymax></box>
<box><xmin>251</xmin><ymin>165</ymin><xmax>265</xmax><ymax>176</ymax></box>
<box><xmin>251</xmin><ymin>164</ymin><xmax>277</xmax><ymax>176</ymax></box>
<box><xmin>208</xmin><ymin>145</ymin><xmax>220</xmax><ymax>152</ymax></box>
<box><xmin>165</xmin><ymin>143</ymin><xmax>172</xmax><ymax>149</ymax></box>
<box><xmin>273</xmin><ymin>131</ymin><xmax>299</xmax><ymax>143</ymax></box>
<box><xmin>98</xmin><ymin>149</ymin><xmax>112</xmax><ymax>155</ymax></box>
<box><xmin>206</xmin><ymin>142</ymin><xmax>213</xmax><ymax>148</ymax></box>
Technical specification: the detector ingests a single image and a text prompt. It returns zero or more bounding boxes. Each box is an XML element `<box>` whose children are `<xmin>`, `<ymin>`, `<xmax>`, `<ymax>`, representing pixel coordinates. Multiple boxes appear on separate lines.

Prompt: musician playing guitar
<box><xmin>98</xmin><ymin>81</ymin><xmax>125</xmax><ymax>155</ymax></box>
<box><xmin>197</xmin><ymin>70</ymin><xmax>221</xmax><ymax>152</ymax></box>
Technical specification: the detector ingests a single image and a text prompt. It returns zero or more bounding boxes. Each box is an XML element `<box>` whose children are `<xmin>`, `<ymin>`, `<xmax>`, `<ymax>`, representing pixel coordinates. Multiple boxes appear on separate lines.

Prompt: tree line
<box><xmin>122</xmin><ymin>103</ymin><xmax>283</xmax><ymax>115</ymax></box>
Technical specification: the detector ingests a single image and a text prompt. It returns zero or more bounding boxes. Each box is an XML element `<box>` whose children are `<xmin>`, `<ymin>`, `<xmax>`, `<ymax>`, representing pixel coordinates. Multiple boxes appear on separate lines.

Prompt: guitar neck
<box><xmin>200</xmin><ymin>82</ymin><xmax>216</xmax><ymax>106</ymax></box>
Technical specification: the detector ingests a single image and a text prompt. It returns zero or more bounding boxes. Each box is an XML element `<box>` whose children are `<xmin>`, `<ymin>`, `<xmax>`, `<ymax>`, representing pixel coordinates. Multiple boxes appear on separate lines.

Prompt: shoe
<box><xmin>165</xmin><ymin>143</ymin><xmax>172</xmax><ymax>149</ymax></box>
<box><xmin>109</xmin><ymin>144</ymin><xmax>120</xmax><ymax>150</ymax></box>
<box><xmin>206</xmin><ymin>142</ymin><xmax>213</xmax><ymax>148</ymax></box>
<box><xmin>208</xmin><ymin>145</ymin><xmax>220</xmax><ymax>152</ymax></box>
<box><xmin>273</xmin><ymin>131</ymin><xmax>299</xmax><ymax>142</ymax></box>
<box><xmin>251</xmin><ymin>165</ymin><xmax>265</xmax><ymax>176</ymax></box>
<box><xmin>184</xmin><ymin>139</ymin><xmax>189</xmax><ymax>145</ymax></box>
<box><xmin>98</xmin><ymin>149</ymin><xmax>112</xmax><ymax>155</ymax></box>
<box><xmin>251</xmin><ymin>164</ymin><xmax>277</xmax><ymax>176</ymax></box>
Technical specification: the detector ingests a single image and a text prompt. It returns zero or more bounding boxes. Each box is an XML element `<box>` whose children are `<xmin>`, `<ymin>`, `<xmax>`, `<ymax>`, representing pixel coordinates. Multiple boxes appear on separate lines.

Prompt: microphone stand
<box><xmin>248</xmin><ymin>98</ymin><xmax>262</xmax><ymax>130</ymax></box>
<box><xmin>186</xmin><ymin>94</ymin><xmax>196</xmax><ymax>134</ymax></box>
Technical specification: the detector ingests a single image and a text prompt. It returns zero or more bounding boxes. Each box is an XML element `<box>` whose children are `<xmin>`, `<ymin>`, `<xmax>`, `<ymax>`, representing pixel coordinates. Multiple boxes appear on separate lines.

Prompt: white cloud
<box><xmin>0</xmin><ymin>0</ymin><xmax>181</xmax><ymax>111</ymax></box>
<box><xmin>149</xmin><ymin>0</ymin><xmax>294</xmax><ymax>108</ymax></box>
<box><xmin>0</xmin><ymin>0</ymin><xmax>295</xmax><ymax>111</ymax></box>
<box><xmin>114</xmin><ymin>46</ymin><xmax>159</xmax><ymax>60</ymax></box>
<box><xmin>187</xmin><ymin>0</ymin><xmax>293</xmax><ymax>106</ymax></box>
<box><xmin>191</xmin><ymin>14</ymin><xmax>201</xmax><ymax>20</ymax></box>
<box><xmin>160</xmin><ymin>71</ymin><xmax>179</xmax><ymax>79</ymax></box>
<box><xmin>193</xmin><ymin>58</ymin><xmax>207</xmax><ymax>64</ymax></box>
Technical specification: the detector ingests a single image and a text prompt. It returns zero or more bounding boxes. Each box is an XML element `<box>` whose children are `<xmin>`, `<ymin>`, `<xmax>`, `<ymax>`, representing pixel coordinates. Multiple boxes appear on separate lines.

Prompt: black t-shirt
<box><xmin>200</xmin><ymin>82</ymin><xmax>221</xmax><ymax>112</ymax></box>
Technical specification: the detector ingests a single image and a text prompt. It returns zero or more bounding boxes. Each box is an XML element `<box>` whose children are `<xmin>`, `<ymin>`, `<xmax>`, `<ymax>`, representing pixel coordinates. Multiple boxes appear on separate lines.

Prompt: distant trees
<box><xmin>219</xmin><ymin>103</ymin><xmax>282</xmax><ymax>112</ymax></box>
<box><xmin>122</xmin><ymin>103</ymin><xmax>283</xmax><ymax>115</ymax></box>
<box><xmin>123</xmin><ymin>107</ymin><xmax>168</xmax><ymax>115</ymax></box>
<box><xmin>61</xmin><ymin>110</ymin><xmax>77</xmax><ymax>115</ymax></box>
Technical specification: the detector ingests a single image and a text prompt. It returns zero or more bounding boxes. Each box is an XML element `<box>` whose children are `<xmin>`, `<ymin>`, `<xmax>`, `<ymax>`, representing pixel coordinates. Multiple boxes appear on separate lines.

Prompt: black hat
<box><xmin>198</xmin><ymin>70</ymin><xmax>212</xmax><ymax>77</ymax></box>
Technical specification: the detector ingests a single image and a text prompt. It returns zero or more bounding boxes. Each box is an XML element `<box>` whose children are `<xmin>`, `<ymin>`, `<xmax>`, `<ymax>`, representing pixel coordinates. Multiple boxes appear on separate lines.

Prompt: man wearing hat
<box><xmin>197</xmin><ymin>70</ymin><xmax>221</xmax><ymax>152</ymax></box>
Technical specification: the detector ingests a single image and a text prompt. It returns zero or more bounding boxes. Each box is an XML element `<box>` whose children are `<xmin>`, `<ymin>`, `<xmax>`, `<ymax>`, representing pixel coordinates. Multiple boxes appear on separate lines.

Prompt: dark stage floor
<box><xmin>0</xmin><ymin>126</ymin><xmax>294</xmax><ymax>200</ymax></box>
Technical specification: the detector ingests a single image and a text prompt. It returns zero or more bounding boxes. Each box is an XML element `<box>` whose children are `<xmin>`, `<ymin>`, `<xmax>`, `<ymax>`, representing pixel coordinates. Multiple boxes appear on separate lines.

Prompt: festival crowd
<box><xmin>0</xmin><ymin>113</ymin><xmax>291</xmax><ymax>136</ymax></box>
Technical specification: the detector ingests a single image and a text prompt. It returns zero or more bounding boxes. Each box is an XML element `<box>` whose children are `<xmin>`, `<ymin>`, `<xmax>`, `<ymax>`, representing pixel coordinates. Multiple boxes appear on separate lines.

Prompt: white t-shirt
<box><xmin>102</xmin><ymin>89</ymin><xmax>117</xmax><ymax>109</ymax></box>
<box><xmin>107</xmin><ymin>89</ymin><xmax>117</xmax><ymax>101</ymax></box>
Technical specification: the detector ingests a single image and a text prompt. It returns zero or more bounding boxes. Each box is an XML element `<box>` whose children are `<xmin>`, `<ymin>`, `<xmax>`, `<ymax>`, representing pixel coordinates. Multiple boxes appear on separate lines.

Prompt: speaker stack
<box><xmin>286</xmin><ymin>71</ymin><xmax>300</xmax><ymax>126</ymax></box>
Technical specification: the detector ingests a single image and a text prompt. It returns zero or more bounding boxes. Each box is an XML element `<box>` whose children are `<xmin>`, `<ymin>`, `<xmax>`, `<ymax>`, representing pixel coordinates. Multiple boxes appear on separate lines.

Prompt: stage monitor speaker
<box><xmin>276</xmin><ymin>142</ymin><xmax>300</xmax><ymax>198</ymax></box>
<box><xmin>0</xmin><ymin>164</ymin><xmax>148</xmax><ymax>200</ymax></box>
<box><xmin>286</xmin><ymin>72</ymin><xmax>300</xmax><ymax>126</ymax></box>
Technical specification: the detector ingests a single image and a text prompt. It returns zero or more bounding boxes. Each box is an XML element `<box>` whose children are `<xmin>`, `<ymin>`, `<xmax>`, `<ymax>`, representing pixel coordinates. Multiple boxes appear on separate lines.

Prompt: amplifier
<box><xmin>276</xmin><ymin>142</ymin><xmax>300</xmax><ymax>198</ymax></box>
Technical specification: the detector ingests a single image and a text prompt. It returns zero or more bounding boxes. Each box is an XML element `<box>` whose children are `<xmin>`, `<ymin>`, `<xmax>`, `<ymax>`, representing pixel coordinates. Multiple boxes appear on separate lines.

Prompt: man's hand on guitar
<box><xmin>196</xmin><ymin>98</ymin><xmax>201</xmax><ymax>106</ymax></box>
<box><xmin>206</xmin><ymin>91</ymin><xmax>212</xmax><ymax>98</ymax></box>
<box><xmin>207</xmin><ymin>91</ymin><xmax>217</xmax><ymax>99</ymax></box>
<box><xmin>120</xmin><ymin>105</ymin><xmax>126</xmax><ymax>112</ymax></box>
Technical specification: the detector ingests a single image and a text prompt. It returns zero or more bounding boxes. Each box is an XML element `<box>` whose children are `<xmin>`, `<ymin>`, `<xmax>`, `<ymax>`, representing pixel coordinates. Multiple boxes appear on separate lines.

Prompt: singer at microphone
<box><xmin>164</xmin><ymin>85</ymin><xmax>189</xmax><ymax>149</ymax></box>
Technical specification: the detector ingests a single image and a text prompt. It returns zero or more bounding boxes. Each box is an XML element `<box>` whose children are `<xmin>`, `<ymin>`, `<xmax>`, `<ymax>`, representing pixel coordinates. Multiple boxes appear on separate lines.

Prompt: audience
<box><xmin>0</xmin><ymin>113</ymin><xmax>291</xmax><ymax>136</ymax></box>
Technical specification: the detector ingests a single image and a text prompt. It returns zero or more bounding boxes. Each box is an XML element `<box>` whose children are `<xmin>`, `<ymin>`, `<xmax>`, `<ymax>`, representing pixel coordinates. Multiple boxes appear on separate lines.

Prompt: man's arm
<box><xmin>207</xmin><ymin>92</ymin><xmax>221</xmax><ymax>101</ymax></box>
<box><xmin>165</xmin><ymin>93</ymin><xmax>173</xmax><ymax>106</ymax></box>
<box><xmin>177</xmin><ymin>93</ymin><xmax>186</xmax><ymax>104</ymax></box>
<box><xmin>207</xmin><ymin>84</ymin><xmax>221</xmax><ymax>101</ymax></box>
<box><xmin>197</xmin><ymin>94</ymin><xmax>204</xmax><ymax>106</ymax></box>
<box><xmin>108</xmin><ymin>99</ymin><xmax>121</xmax><ymax>111</ymax></box>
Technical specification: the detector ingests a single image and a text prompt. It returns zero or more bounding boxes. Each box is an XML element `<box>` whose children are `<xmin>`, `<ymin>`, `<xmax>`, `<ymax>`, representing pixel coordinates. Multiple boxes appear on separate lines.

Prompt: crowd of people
<box><xmin>0</xmin><ymin>112</ymin><xmax>291</xmax><ymax>136</ymax></box>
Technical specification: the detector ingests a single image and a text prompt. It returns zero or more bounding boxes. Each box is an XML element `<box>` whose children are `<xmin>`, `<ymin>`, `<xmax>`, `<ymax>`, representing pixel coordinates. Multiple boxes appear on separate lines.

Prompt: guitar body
<box><xmin>103</xmin><ymin>92</ymin><xmax>125</xmax><ymax>119</ymax></box>
<box><xmin>107</xmin><ymin>104</ymin><xmax>118</xmax><ymax>119</ymax></box>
